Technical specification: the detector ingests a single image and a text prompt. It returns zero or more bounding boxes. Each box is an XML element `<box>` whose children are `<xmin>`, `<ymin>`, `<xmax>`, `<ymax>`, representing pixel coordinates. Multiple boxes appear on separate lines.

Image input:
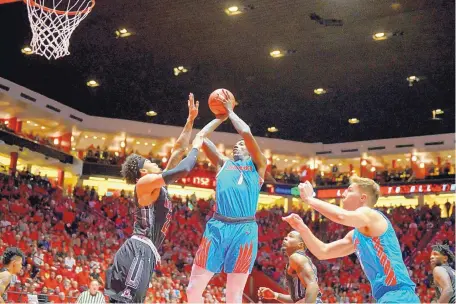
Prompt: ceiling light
<box><xmin>116</xmin><ymin>28</ymin><xmax>132</xmax><ymax>38</ymax></box>
<box><xmin>34</xmin><ymin>123</ymin><xmax>38</xmax><ymax>127</ymax></box>
<box><xmin>136</xmin><ymin>141</ymin><xmax>140</xmax><ymax>144</ymax></box>
<box><xmin>434</xmin><ymin>109</ymin><xmax>444</xmax><ymax>115</ymax></box>
<box><xmin>448</xmin><ymin>155</ymin><xmax>452</xmax><ymax>158</ymax></box>
<box><xmin>348</xmin><ymin>118</ymin><xmax>360</xmax><ymax>124</ymax></box>
<box><xmin>21</xmin><ymin>46</ymin><xmax>33</xmax><ymax>55</ymax></box>
<box><xmin>173</xmin><ymin>67</ymin><xmax>189</xmax><ymax>76</ymax></box>
<box><xmin>146</xmin><ymin>111</ymin><xmax>157</xmax><ymax>117</ymax></box>
<box><xmin>276</xmin><ymin>158</ymin><xmax>280</xmax><ymax>161</ymax></box>
<box><xmin>93</xmin><ymin>136</ymin><xmax>97</xmax><ymax>139</ymax></box>
<box><xmin>26</xmin><ymin>121</ymin><xmax>31</xmax><ymax>124</ymax></box>
<box><xmin>284</xmin><ymin>159</ymin><xmax>288</xmax><ymax>162</ymax></box>
<box><xmin>406</xmin><ymin>75</ymin><xmax>420</xmax><ymax>86</ymax></box>
<box><xmin>397</xmin><ymin>159</ymin><xmax>401</xmax><ymax>162</ymax></box>
<box><xmin>406</xmin><ymin>158</ymin><xmax>410</xmax><ymax>161</ymax></box>
<box><xmin>71</xmin><ymin>147</ymin><xmax>76</xmax><ymax>151</ymax></box>
<box><xmin>71</xmin><ymin>136</ymin><xmax>74</xmax><ymax>142</ymax></box>
<box><xmin>84</xmin><ymin>135</ymin><xmax>88</xmax><ymax>138</ymax></box>
<box><xmin>338</xmin><ymin>163</ymin><xmax>342</xmax><ymax>166</ymax></box>
<box><xmin>330</xmin><ymin>164</ymin><xmax>334</xmax><ymax>167</ymax></box>
<box><xmin>268</xmin><ymin>126</ymin><xmax>279</xmax><ymax>133</ymax></box>
<box><xmin>101</xmin><ymin>137</ymin><xmax>105</xmax><ymax>140</ymax></box>
<box><xmin>145</xmin><ymin>143</ymin><xmax>148</xmax><ymax>146</ymax></box>
<box><xmin>314</xmin><ymin>88</ymin><xmax>327</xmax><ymax>95</ymax></box>
<box><xmin>373</xmin><ymin>32</ymin><xmax>387</xmax><ymax>41</ymax></box>
<box><xmin>270</xmin><ymin>50</ymin><xmax>284</xmax><ymax>58</ymax></box>
<box><xmin>225</xmin><ymin>6</ymin><xmax>242</xmax><ymax>15</ymax></box>
<box><xmin>419</xmin><ymin>162</ymin><xmax>425</xmax><ymax>168</ymax></box>
<box><xmin>370</xmin><ymin>167</ymin><xmax>376</xmax><ymax>172</ymax></box>
<box><xmin>41</xmin><ymin>126</ymin><xmax>45</xmax><ymax>130</ymax></box>
<box><xmin>361</xmin><ymin>159</ymin><xmax>367</xmax><ymax>166</ymax></box>
<box><xmin>152</xmin><ymin>143</ymin><xmax>156</xmax><ymax>146</ymax></box>
<box><xmin>87</xmin><ymin>80</ymin><xmax>99</xmax><ymax>87</ymax></box>
<box><xmin>292</xmin><ymin>160</ymin><xmax>297</xmax><ymax>163</ymax></box>
<box><xmin>411</xmin><ymin>155</ymin><xmax>417</xmax><ymax>162</ymax></box>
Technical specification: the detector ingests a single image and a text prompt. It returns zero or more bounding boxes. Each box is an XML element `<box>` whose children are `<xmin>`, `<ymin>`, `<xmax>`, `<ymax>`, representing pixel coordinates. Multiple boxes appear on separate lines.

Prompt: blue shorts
<box><xmin>377</xmin><ymin>288</ymin><xmax>420</xmax><ymax>303</ymax></box>
<box><xmin>193</xmin><ymin>218</ymin><xmax>258</xmax><ymax>273</ymax></box>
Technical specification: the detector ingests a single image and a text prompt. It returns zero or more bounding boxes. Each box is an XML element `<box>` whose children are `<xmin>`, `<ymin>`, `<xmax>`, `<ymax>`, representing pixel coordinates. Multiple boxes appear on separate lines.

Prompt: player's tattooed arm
<box><xmin>0</xmin><ymin>271</ymin><xmax>12</xmax><ymax>303</ymax></box>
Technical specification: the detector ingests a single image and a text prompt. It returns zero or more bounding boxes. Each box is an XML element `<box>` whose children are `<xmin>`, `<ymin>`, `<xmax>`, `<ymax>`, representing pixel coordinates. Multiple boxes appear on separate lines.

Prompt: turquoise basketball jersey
<box><xmin>215</xmin><ymin>158</ymin><xmax>263</xmax><ymax>218</ymax></box>
<box><xmin>353</xmin><ymin>210</ymin><xmax>416</xmax><ymax>300</ymax></box>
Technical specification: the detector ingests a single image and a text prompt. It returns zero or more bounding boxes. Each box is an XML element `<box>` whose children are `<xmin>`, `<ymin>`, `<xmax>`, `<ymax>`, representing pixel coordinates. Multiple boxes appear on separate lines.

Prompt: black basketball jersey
<box><xmin>132</xmin><ymin>187</ymin><xmax>172</xmax><ymax>249</ymax></box>
<box><xmin>285</xmin><ymin>251</ymin><xmax>322</xmax><ymax>303</ymax></box>
<box><xmin>435</xmin><ymin>264</ymin><xmax>456</xmax><ymax>304</ymax></box>
<box><xmin>0</xmin><ymin>268</ymin><xmax>11</xmax><ymax>302</ymax></box>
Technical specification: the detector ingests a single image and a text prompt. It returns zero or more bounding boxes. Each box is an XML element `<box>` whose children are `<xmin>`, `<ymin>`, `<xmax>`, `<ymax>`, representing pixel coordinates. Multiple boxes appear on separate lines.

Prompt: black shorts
<box><xmin>105</xmin><ymin>237</ymin><xmax>156</xmax><ymax>303</ymax></box>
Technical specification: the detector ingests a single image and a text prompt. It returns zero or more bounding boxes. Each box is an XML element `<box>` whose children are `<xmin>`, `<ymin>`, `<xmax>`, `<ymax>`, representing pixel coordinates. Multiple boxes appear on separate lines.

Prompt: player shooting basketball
<box><xmin>283</xmin><ymin>177</ymin><xmax>420</xmax><ymax>303</ymax></box>
<box><xmin>105</xmin><ymin>94</ymin><xmax>224</xmax><ymax>303</ymax></box>
<box><xmin>186</xmin><ymin>90</ymin><xmax>266</xmax><ymax>303</ymax></box>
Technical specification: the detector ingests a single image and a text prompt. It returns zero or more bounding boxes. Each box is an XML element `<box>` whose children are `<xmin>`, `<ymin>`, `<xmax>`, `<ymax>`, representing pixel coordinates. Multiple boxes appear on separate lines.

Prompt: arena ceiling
<box><xmin>0</xmin><ymin>0</ymin><xmax>454</xmax><ymax>143</ymax></box>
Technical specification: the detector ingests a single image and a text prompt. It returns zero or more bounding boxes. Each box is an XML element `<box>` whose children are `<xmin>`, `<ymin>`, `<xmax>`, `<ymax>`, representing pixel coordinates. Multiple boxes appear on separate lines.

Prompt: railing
<box><xmin>0</xmin><ymin>130</ymin><xmax>73</xmax><ymax>164</ymax></box>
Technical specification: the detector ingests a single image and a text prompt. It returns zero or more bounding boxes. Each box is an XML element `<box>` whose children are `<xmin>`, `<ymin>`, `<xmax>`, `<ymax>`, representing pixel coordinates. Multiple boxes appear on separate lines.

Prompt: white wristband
<box><xmin>274</xmin><ymin>292</ymin><xmax>279</xmax><ymax>300</ymax></box>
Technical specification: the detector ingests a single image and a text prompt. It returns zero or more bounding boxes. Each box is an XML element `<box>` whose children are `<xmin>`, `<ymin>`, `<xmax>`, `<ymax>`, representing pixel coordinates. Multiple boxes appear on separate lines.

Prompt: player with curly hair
<box><xmin>431</xmin><ymin>244</ymin><xmax>455</xmax><ymax>303</ymax></box>
<box><xmin>105</xmin><ymin>94</ymin><xmax>227</xmax><ymax>303</ymax></box>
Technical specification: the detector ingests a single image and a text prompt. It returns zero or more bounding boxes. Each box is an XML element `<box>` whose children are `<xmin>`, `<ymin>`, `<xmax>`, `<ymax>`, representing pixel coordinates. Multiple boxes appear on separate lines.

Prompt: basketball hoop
<box><xmin>24</xmin><ymin>0</ymin><xmax>95</xmax><ymax>59</ymax></box>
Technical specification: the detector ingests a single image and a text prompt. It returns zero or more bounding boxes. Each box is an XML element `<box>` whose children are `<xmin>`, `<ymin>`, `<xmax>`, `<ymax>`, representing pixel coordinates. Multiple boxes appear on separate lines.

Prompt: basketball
<box><xmin>208</xmin><ymin>89</ymin><xmax>236</xmax><ymax>115</ymax></box>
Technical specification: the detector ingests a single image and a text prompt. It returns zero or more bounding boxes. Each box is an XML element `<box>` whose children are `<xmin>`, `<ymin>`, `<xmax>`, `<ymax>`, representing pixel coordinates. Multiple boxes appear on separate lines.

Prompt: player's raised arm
<box><xmin>165</xmin><ymin>93</ymin><xmax>199</xmax><ymax>171</ymax></box>
<box><xmin>202</xmin><ymin>138</ymin><xmax>228</xmax><ymax>168</ymax></box>
<box><xmin>217</xmin><ymin>90</ymin><xmax>266</xmax><ymax>176</ymax></box>
<box><xmin>297</xmin><ymin>181</ymin><xmax>382</xmax><ymax>229</ymax></box>
<box><xmin>282</xmin><ymin>214</ymin><xmax>355</xmax><ymax>260</ymax></box>
<box><xmin>194</xmin><ymin>115</ymin><xmax>229</xmax><ymax>167</ymax></box>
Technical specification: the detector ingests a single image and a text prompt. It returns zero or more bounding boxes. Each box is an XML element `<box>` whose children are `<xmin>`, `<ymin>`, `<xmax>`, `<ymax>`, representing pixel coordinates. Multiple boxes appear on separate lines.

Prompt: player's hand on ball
<box><xmin>187</xmin><ymin>93</ymin><xmax>199</xmax><ymax>121</ymax></box>
<box><xmin>258</xmin><ymin>287</ymin><xmax>275</xmax><ymax>299</ymax></box>
<box><xmin>217</xmin><ymin>89</ymin><xmax>235</xmax><ymax>112</ymax></box>
<box><xmin>298</xmin><ymin>181</ymin><xmax>314</xmax><ymax>202</ymax></box>
<box><xmin>282</xmin><ymin>213</ymin><xmax>307</xmax><ymax>231</ymax></box>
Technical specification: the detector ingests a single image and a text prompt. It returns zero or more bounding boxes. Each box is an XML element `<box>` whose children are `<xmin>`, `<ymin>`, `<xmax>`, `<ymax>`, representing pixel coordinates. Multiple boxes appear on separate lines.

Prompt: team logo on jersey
<box><xmin>121</xmin><ymin>288</ymin><xmax>133</xmax><ymax>300</ymax></box>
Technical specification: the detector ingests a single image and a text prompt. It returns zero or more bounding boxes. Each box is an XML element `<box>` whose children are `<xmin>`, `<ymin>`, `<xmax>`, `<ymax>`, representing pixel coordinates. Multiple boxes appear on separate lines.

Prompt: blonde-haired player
<box><xmin>283</xmin><ymin>177</ymin><xmax>420</xmax><ymax>303</ymax></box>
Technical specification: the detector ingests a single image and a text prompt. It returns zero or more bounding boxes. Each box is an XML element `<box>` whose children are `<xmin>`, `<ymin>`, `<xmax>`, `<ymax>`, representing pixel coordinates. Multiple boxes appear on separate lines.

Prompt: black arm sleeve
<box><xmin>161</xmin><ymin>148</ymin><xmax>198</xmax><ymax>185</ymax></box>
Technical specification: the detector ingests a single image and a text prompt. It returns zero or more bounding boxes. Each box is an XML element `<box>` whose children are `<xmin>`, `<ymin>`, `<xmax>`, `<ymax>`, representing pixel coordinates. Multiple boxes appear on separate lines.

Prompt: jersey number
<box><xmin>237</xmin><ymin>173</ymin><xmax>244</xmax><ymax>185</ymax></box>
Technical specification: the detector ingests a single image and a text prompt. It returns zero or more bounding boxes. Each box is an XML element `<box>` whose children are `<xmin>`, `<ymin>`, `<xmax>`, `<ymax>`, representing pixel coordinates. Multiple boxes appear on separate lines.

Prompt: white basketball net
<box><xmin>25</xmin><ymin>0</ymin><xmax>95</xmax><ymax>60</ymax></box>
